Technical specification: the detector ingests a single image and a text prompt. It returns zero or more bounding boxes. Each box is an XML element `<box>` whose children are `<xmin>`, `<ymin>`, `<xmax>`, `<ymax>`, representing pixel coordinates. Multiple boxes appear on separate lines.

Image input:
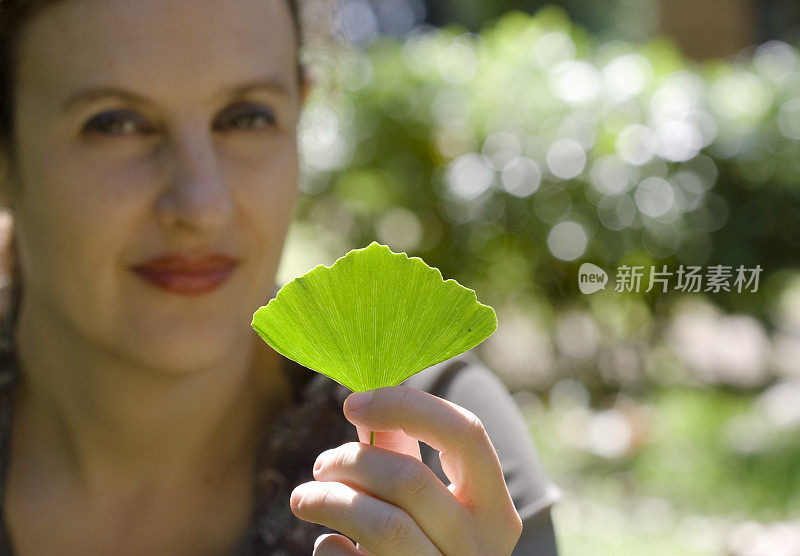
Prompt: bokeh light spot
<box><xmin>634</xmin><ymin>177</ymin><xmax>675</xmax><ymax>217</ymax></box>
<box><xmin>590</xmin><ymin>155</ymin><xmax>634</xmax><ymax>195</ymax></box>
<box><xmin>547</xmin><ymin>221</ymin><xmax>588</xmax><ymax>261</ymax></box>
<box><xmin>547</xmin><ymin>139</ymin><xmax>587</xmax><ymax>179</ymax></box>
<box><xmin>438</xmin><ymin>41</ymin><xmax>478</xmax><ymax>84</ymax></box>
<box><xmin>550</xmin><ymin>61</ymin><xmax>602</xmax><ymax>106</ymax></box>
<box><xmin>603</xmin><ymin>53</ymin><xmax>653</xmax><ymax>101</ymax></box>
<box><xmin>777</xmin><ymin>98</ymin><xmax>800</xmax><ymax>140</ymax></box>
<box><xmin>501</xmin><ymin>157</ymin><xmax>541</xmax><ymax>197</ymax></box>
<box><xmin>616</xmin><ymin>124</ymin><xmax>656</xmax><ymax>166</ymax></box>
<box><xmin>376</xmin><ymin>206</ymin><xmax>423</xmax><ymax>252</ymax></box>
<box><xmin>446</xmin><ymin>153</ymin><xmax>494</xmax><ymax>200</ymax></box>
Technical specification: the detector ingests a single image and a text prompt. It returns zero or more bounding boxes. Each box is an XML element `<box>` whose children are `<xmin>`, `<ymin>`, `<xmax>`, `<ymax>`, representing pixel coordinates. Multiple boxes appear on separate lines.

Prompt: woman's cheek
<box><xmin>233</xmin><ymin>139</ymin><xmax>299</xmax><ymax>214</ymax></box>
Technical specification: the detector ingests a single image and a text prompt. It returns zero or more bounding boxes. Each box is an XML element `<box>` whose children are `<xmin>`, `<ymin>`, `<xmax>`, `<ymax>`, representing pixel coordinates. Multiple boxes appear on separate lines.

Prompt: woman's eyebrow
<box><xmin>59</xmin><ymin>78</ymin><xmax>294</xmax><ymax>114</ymax></box>
<box><xmin>59</xmin><ymin>87</ymin><xmax>151</xmax><ymax>114</ymax></box>
<box><xmin>224</xmin><ymin>78</ymin><xmax>295</xmax><ymax>101</ymax></box>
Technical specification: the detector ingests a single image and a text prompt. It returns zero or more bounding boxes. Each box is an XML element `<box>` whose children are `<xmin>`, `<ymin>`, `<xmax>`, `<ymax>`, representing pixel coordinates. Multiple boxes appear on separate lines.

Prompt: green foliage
<box><xmin>633</xmin><ymin>389</ymin><xmax>800</xmax><ymax>518</ymax></box>
<box><xmin>296</xmin><ymin>8</ymin><xmax>800</xmax><ymax>394</ymax></box>
<box><xmin>526</xmin><ymin>387</ymin><xmax>800</xmax><ymax>552</ymax></box>
<box><xmin>253</xmin><ymin>242</ymin><xmax>497</xmax><ymax>391</ymax></box>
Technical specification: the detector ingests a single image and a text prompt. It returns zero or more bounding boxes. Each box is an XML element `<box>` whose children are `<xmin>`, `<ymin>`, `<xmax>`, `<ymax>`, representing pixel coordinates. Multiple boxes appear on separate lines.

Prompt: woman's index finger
<box><xmin>343</xmin><ymin>386</ymin><xmax>511</xmax><ymax>512</ymax></box>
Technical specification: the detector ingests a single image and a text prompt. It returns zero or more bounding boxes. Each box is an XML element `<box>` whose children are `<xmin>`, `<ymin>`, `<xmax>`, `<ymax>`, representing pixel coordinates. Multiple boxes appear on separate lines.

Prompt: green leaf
<box><xmin>251</xmin><ymin>242</ymin><xmax>497</xmax><ymax>392</ymax></box>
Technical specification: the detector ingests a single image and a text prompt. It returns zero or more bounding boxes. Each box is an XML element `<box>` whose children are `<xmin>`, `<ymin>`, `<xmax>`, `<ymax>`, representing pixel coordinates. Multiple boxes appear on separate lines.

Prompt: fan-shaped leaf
<box><xmin>251</xmin><ymin>242</ymin><xmax>497</xmax><ymax>392</ymax></box>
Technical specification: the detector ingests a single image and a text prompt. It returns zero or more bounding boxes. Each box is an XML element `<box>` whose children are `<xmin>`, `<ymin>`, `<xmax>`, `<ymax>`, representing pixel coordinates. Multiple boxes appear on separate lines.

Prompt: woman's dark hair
<box><xmin>0</xmin><ymin>0</ymin><xmax>306</xmax><ymax>159</ymax></box>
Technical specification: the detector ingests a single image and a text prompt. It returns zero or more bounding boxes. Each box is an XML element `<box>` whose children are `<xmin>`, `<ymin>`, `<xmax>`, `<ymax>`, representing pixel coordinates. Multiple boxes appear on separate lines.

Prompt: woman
<box><xmin>0</xmin><ymin>0</ymin><xmax>559</xmax><ymax>554</ymax></box>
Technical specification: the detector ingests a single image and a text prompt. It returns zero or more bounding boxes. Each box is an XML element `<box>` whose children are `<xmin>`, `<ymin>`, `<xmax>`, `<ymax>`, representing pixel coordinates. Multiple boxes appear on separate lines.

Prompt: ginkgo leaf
<box><xmin>251</xmin><ymin>242</ymin><xmax>497</xmax><ymax>392</ymax></box>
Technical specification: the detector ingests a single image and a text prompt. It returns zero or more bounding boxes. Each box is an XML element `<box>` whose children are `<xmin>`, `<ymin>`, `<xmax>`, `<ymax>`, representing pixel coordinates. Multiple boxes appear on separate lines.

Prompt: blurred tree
<box><xmin>297</xmin><ymin>7</ymin><xmax>800</xmax><ymax>394</ymax></box>
<box><xmin>424</xmin><ymin>0</ymin><xmax>661</xmax><ymax>42</ymax></box>
<box><xmin>756</xmin><ymin>0</ymin><xmax>800</xmax><ymax>44</ymax></box>
<box><xmin>420</xmin><ymin>0</ymin><xmax>800</xmax><ymax>57</ymax></box>
<box><xmin>657</xmin><ymin>0</ymin><xmax>755</xmax><ymax>60</ymax></box>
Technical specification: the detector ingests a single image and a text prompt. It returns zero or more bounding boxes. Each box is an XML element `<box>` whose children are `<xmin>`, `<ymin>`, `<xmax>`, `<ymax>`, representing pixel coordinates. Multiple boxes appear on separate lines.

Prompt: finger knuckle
<box><xmin>439</xmin><ymin>506</ymin><xmax>477</xmax><ymax>551</ymax></box>
<box><xmin>456</xmin><ymin>411</ymin><xmax>488</xmax><ymax>449</ymax></box>
<box><xmin>327</xmin><ymin>445</ymin><xmax>354</xmax><ymax>472</ymax></box>
<box><xmin>319</xmin><ymin>484</ymin><xmax>339</xmax><ymax>508</ymax></box>
<box><xmin>508</xmin><ymin>508</ymin><xmax>523</xmax><ymax>541</ymax></box>
<box><xmin>396</xmin><ymin>386</ymin><xmax>417</xmax><ymax>412</ymax></box>
<box><xmin>396</xmin><ymin>460</ymin><xmax>431</xmax><ymax>498</ymax></box>
<box><xmin>484</xmin><ymin>508</ymin><xmax>524</xmax><ymax>556</ymax></box>
<box><xmin>375</xmin><ymin>507</ymin><xmax>413</xmax><ymax>544</ymax></box>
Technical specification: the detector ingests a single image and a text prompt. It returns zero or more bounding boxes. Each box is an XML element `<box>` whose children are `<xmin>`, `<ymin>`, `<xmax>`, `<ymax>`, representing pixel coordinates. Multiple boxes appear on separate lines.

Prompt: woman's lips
<box><xmin>131</xmin><ymin>253</ymin><xmax>239</xmax><ymax>295</ymax></box>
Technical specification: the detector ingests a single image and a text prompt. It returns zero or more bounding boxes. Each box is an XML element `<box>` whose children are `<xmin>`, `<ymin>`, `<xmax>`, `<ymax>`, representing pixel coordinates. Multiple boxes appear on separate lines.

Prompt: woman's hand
<box><xmin>289</xmin><ymin>385</ymin><xmax>524</xmax><ymax>555</ymax></box>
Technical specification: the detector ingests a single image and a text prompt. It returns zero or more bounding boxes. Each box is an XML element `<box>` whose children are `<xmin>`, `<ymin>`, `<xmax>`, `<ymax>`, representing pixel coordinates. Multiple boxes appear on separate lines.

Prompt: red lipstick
<box><xmin>131</xmin><ymin>253</ymin><xmax>239</xmax><ymax>295</ymax></box>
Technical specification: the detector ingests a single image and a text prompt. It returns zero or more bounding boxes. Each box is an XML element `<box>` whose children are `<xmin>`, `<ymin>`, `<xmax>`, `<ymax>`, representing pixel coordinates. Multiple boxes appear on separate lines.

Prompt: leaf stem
<box><xmin>369</xmin><ymin>430</ymin><xmax>375</xmax><ymax>445</ymax></box>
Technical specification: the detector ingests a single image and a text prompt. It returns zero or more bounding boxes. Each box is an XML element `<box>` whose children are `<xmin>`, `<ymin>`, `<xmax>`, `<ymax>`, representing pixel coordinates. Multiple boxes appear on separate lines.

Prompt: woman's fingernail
<box><xmin>313</xmin><ymin>449</ymin><xmax>331</xmax><ymax>473</ymax></box>
<box><xmin>347</xmin><ymin>390</ymin><xmax>373</xmax><ymax>412</ymax></box>
<box><xmin>290</xmin><ymin>486</ymin><xmax>305</xmax><ymax>509</ymax></box>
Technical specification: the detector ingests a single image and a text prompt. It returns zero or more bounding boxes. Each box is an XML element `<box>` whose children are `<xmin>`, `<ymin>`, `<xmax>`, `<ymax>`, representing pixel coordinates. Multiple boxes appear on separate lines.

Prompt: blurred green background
<box><xmin>280</xmin><ymin>1</ymin><xmax>800</xmax><ymax>554</ymax></box>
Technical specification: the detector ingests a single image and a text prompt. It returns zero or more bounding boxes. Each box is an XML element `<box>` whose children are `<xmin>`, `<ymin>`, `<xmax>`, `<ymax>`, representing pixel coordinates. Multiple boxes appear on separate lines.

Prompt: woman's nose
<box><xmin>156</xmin><ymin>129</ymin><xmax>234</xmax><ymax>235</ymax></box>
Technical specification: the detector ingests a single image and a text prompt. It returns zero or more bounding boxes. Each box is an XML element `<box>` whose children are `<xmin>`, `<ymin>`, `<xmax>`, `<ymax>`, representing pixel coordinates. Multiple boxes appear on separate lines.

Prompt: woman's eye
<box><xmin>81</xmin><ymin>109</ymin><xmax>154</xmax><ymax>136</ymax></box>
<box><xmin>214</xmin><ymin>103</ymin><xmax>277</xmax><ymax>132</ymax></box>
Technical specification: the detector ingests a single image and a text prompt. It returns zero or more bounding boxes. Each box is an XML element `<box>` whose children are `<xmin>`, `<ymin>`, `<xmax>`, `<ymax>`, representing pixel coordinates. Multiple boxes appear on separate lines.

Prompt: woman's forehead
<box><xmin>14</xmin><ymin>0</ymin><xmax>298</xmax><ymax>104</ymax></box>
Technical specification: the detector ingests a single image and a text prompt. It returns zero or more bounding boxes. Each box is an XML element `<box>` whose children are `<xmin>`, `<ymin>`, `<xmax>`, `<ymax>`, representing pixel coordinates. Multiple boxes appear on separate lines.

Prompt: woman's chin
<box><xmin>118</xmin><ymin>320</ymin><xmax>250</xmax><ymax>377</ymax></box>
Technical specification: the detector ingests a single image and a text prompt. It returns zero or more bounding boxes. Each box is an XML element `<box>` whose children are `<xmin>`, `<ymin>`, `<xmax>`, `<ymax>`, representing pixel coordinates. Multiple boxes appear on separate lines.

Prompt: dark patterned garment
<box><xmin>0</xmin><ymin>293</ymin><xmax>559</xmax><ymax>555</ymax></box>
<box><xmin>0</xmin><ymin>339</ymin><xmax>360</xmax><ymax>555</ymax></box>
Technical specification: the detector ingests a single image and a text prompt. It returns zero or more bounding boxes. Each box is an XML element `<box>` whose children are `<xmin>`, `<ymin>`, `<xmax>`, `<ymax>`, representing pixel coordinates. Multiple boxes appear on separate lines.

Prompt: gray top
<box><xmin>403</xmin><ymin>352</ymin><xmax>561</xmax><ymax>555</ymax></box>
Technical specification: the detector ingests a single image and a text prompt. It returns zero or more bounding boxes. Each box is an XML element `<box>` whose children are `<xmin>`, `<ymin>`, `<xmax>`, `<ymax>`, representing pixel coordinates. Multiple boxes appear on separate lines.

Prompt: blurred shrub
<box><xmin>292</xmin><ymin>6</ymin><xmax>800</xmax><ymax>394</ymax></box>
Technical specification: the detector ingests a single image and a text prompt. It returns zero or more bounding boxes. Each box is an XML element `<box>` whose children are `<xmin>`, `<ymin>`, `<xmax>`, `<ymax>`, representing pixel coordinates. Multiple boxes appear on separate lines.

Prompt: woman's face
<box><xmin>5</xmin><ymin>0</ymin><xmax>304</xmax><ymax>372</ymax></box>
